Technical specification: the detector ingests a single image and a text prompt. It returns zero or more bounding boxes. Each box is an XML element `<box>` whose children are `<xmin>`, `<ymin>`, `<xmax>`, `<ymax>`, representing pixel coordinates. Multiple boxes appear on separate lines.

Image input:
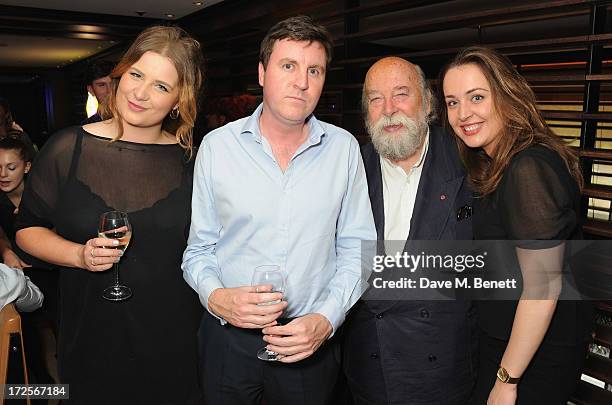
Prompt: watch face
<box><xmin>497</xmin><ymin>367</ymin><xmax>509</xmax><ymax>382</ymax></box>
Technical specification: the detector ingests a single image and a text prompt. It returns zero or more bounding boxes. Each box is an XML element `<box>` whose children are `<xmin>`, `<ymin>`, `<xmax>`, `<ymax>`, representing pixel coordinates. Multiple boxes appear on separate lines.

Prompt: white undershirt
<box><xmin>381</xmin><ymin>131</ymin><xmax>430</xmax><ymax>242</ymax></box>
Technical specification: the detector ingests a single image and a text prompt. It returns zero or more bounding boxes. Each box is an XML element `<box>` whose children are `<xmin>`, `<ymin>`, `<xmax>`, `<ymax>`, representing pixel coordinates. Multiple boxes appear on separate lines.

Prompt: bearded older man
<box><xmin>342</xmin><ymin>57</ymin><xmax>477</xmax><ymax>405</ymax></box>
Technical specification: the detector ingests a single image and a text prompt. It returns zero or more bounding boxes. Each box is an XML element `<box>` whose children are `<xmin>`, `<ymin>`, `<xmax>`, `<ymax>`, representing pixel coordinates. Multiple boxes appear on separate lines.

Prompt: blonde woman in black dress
<box><xmin>15</xmin><ymin>26</ymin><xmax>204</xmax><ymax>404</ymax></box>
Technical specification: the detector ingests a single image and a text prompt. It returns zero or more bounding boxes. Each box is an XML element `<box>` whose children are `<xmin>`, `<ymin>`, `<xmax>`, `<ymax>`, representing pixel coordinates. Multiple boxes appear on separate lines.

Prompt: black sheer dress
<box><xmin>469</xmin><ymin>145</ymin><xmax>592</xmax><ymax>404</ymax></box>
<box><xmin>15</xmin><ymin>126</ymin><xmax>203</xmax><ymax>404</ymax></box>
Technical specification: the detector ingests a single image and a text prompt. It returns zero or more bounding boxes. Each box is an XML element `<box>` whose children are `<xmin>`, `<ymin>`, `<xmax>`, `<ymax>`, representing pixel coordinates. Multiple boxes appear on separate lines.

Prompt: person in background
<box><xmin>182</xmin><ymin>15</ymin><xmax>375</xmax><ymax>405</ymax></box>
<box><xmin>440</xmin><ymin>46</ymin><xmax>592</xmax><ymax>405</ymax></box>
<box><xmin>0</xmin><ymin>262</ymin><xmax>43</xmax><ymax>312</ymax></box>
<box><xmin>0</xmin><ymin>137</ymin><xmax>33</xmax><ymax>267</ymax></box>
<box><xmin>81</xmin><ymin>60</ymin><xmax>114</xmax><ymax>124</ymax></box>
<box><xmin>15</xmin><ymin>26</ymin><xmax>204</xmax><ymax>404</ymax></box>
<box><xmin>0</xmin><ymin>137</ymin><xmax>57</xmax><ymax>390</ymax></box>
<box><xmin>0</xmin><ymin>259</ymin><xmax>45</xmax><ymax>405</ymax></box>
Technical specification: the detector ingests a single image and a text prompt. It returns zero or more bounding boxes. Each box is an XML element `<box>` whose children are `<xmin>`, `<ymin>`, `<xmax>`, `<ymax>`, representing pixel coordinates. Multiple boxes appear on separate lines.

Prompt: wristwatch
<box><xmin>496</xmin><ymin>366</ymin><xmax>520</xmax><ymax>384</ymax></box>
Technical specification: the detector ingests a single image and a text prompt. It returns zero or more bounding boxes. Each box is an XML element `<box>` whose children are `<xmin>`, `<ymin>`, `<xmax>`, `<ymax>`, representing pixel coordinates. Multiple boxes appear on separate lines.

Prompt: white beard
<box><xmin>367</xmin><ymin>112</ymin><xmax>428</xmax><ymax>161</ymax></box>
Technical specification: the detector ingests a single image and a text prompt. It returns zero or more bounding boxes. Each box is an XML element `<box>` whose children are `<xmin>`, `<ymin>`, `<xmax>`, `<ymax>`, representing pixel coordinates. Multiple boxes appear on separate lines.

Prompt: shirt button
<box><xmin>376</xmin><ymin>313</ymin><xmax>384</xmax><ymax>319</ymax></box>
<box><xmin>370</xmin><ymin>353</ymin><xmax>379</xmax><ymax>359</ymax></box>
<box><xmin>428</xmin><ymin>355</ymin><xmax>437</xmax><ymax>362</ymax></box>
<box><xmin>420</xmin><ymin>309</ymin><xmax>430</xmax><ymax>318</ymax></box>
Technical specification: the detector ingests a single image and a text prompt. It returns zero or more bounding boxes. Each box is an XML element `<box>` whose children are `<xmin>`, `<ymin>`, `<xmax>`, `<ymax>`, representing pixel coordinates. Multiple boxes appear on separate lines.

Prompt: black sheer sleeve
<box><xmin>498</xmin><ymin>147</ymin><xmax>578</xmax><ymax>242</ymax></box>
<box><xmin>15</xmin><ymin>127</ymin><xmax>78</xmax><ymax>230</ymax></box>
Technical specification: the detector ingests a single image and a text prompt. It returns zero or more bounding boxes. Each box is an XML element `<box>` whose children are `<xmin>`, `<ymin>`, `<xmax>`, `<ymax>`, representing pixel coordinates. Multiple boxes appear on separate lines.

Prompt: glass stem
<box><xmin>113</xmin><ymin>262</ymin><xmax>120</xmax><ymax>287</ymax></box>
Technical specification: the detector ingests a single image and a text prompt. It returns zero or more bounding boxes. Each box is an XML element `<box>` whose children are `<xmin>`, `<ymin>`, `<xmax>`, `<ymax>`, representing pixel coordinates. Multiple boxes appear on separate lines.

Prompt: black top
<box><xmin>81</xmin><ymin>112</ymin><xmax>102</xmax><ymax>125</ymax></box>
<box><xmin>0</xmin><ymin>191</ymin><xmax>17</xmax><ymax>240</ymax></box>
<box><xmin>15</xmin><ymin>126</ymin><xmax>202</xmax><ymax>404</ymax></box>
<box><xmin>0</xmin><ymin>192</ymin><xmax>47</xmax><ymax>268</ymax></box>
<box><xmin>474</xmin><ymin>145</ymin><xmax>591</xmax><ymax>346</ymax></box>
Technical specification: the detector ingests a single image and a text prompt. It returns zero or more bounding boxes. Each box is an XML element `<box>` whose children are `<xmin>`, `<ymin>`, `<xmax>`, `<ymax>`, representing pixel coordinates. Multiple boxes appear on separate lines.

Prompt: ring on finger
<box><xmin>91</xmin><ymin>247</ymin><xmax>96</xmax><ymax>258</ymax></box>
<box><xmin>91</xmin><ymin>257</ymin><xmax>96</xmax><ymax>266</ymax></box>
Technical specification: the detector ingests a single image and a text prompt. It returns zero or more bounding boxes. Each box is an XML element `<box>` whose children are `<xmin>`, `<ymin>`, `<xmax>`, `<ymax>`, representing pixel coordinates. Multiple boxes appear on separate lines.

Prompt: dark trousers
<box><xmin>198</xmin><ymin>311</ymin><xmax>341</xmax><ymax>405</ymax></box>
<box><xmin>469</xmin><ymin>332</ymin><xmax>587</xmax><ymax>405</ymax></box>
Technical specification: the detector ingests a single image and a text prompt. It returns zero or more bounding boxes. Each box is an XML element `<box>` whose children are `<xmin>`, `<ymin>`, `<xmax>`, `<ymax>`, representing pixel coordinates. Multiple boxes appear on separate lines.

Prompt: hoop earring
<box><xmin>169</xmin><ymin>107</ymin><xmax>180</xmax><ymax>120</ymax></box>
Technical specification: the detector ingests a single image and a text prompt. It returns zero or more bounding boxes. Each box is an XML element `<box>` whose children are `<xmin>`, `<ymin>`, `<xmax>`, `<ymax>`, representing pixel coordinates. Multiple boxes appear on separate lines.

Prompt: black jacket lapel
<box><xmin>361</xmin><ymin>143</ymin><xmax>385</xmax><ymax>242</ymax></box>
<box><xmin>407</xmin><ymin>127</ymin><xmax>464</xmax><ymax>243</ymax></box>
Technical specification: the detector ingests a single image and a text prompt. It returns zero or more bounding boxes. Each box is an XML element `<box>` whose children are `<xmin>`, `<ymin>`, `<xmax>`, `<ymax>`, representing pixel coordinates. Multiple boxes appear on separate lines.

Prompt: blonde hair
<box><xmin>101</xmin><ymin>25</ymin><xmax>204</xmax><ymax>158</ymax></box>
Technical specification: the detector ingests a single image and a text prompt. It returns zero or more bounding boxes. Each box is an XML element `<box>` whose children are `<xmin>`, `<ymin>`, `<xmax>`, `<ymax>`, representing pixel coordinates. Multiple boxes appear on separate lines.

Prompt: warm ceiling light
<box><xmin>193</xmin><ymin>1</ymin><xmax>203</xmax><ymax>5</ymax></box>
<box><xmin>166</xmin><ymin>13</ymin><xmax>175</xmax><ymax>18</ymax></box>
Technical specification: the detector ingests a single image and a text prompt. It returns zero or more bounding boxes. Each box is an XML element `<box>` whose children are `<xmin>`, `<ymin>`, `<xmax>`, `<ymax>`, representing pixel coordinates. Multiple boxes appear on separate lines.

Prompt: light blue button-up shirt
<box><xmin>182</xmin><ymin>103</ymin><xmax>376</xmax><ymax>332</ymax></box>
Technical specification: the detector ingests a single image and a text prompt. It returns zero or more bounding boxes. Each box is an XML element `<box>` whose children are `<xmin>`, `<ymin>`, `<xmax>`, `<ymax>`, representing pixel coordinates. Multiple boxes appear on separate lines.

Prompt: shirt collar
<box><xmin>241</xmin><ymin>102</ymin><xmax>326</xmax><ymax>146</ymax></box>
<box><xmin>413</xmin><ymin>128</ymin><xmax>430</xmax><ymax>169</ymax></box>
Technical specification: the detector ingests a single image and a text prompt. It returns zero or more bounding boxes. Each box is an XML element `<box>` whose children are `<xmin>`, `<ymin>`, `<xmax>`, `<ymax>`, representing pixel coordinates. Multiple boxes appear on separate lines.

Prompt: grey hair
<box><xmin>361</xmin><ymin>61</ymin><xmax>436</xmax><ymax>124</ymax></box>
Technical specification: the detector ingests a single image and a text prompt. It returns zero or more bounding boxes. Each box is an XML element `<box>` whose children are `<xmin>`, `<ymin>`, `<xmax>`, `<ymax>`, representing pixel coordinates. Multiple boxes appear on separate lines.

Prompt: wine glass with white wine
<box><xmin>98</xmin><ymin>210</ymin><xmax>132</xmax><ymax>301</ymax></box>
<box><xmin>251</xmin><ymin>265</ymin><xmax>285</xmax><ymax>361</ymax></box>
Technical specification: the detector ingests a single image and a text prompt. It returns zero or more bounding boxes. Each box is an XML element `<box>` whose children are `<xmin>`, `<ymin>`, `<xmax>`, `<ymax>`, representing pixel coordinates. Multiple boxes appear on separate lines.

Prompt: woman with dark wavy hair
<box><xmin>0</xmin><ymin>136</ymin><xmax>59</xmax><ymax>390</ymax></box>
<box><xmin>440</xmin><ymin>46</ymin><xmax>591</xmax><ymax>405</ymax></box>
<box><xmin>15</xmin><ymin>26</ymin><xmax>204</xmax><ymax>404</ymax></box>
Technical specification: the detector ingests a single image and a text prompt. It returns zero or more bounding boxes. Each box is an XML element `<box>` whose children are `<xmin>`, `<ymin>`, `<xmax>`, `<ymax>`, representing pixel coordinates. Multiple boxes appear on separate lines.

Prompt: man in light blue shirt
<box><xmin>182</xmin><ymin>15</ymin><xmax>375</xmax><ymax>405</ymax></box>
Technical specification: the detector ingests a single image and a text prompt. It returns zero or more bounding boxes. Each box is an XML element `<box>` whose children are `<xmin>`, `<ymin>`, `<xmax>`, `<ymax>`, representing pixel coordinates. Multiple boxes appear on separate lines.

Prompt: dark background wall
<box><xmin>0</xmin><ymin>1</ymin><xmax>610</xmax><ymax>399</ymax></box>
<box><xmin>0</xmin><ymin>73</ymin><xmax>47</xmax><ymax>145</ymax></box>
<box><xmin>3</xmin><ymin>0</ymin><xmax>612</xmax><ymax>237</ymax></box>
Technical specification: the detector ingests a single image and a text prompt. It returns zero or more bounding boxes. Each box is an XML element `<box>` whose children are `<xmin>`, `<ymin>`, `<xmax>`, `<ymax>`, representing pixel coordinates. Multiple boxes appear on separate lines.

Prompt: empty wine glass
<box><xmin>251</xmin><ymin>265</ymin><xmax>285</xmax><ymax>361</ymax></box>
<box><xmin>98</xmin><ymin>210</ymin><xmax>132</xmax><ymax>301</ymax></box>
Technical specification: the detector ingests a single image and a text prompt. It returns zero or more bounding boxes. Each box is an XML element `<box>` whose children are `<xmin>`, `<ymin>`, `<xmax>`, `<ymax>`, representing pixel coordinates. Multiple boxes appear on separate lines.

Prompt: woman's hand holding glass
<box><xmin>81</xmin><ymin>234</ymin><xmax>123</xmax><ymax>272</ymax></box>
<box><xmin>98</xmin><ymin>211</ymin><xmax>132</xmax><ymax>301</ymax></box>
